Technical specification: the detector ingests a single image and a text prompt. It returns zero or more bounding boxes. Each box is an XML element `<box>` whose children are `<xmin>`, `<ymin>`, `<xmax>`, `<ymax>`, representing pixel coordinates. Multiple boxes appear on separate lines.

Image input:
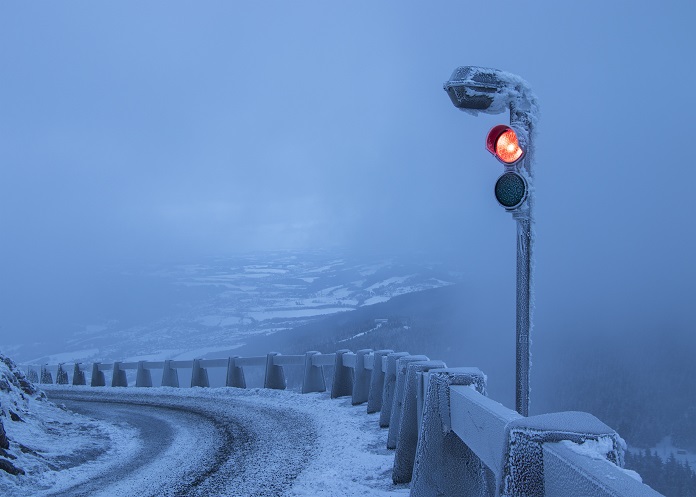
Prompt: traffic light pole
<box><xmin>444</xmin><ymin>67</ymin><xmax>538</xmax><ymax>416</ymax></box>
<box><xmin>510</xmin><ymin>102</ymin><xmax>534</xmax><ymax>417</ymax></box>
<box><xmin>513</xmin><ymin>211</ymin><xmax>533</xmax><ymax>416</ymax></box>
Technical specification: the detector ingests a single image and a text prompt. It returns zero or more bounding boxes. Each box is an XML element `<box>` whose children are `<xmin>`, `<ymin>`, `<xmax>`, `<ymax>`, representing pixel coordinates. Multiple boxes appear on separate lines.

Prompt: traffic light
<box><xmin>486</xmin><ymin>125</ymin><xmax>524</xmax><ymax>164</ymax></box>
<box><xmin>486</xmin><ymin>125</ymin><xmax>528</xmax><ymax>211</ymax></box>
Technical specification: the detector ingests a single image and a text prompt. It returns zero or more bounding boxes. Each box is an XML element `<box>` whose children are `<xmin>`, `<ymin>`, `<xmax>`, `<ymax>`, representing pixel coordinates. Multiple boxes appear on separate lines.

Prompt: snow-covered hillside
<box><xmin>1</xmin><ymin>354</ymin><xmax>135</xmax><ymax>494</ymax></box>
<box><xmin>9</xmin><ymin>252</ymin><xmax>455</xmax><ymax>365</ymax></box>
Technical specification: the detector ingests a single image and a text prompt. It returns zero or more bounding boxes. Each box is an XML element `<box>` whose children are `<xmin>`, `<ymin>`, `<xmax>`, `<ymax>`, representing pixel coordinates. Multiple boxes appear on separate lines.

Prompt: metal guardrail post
<box><xmin>26</xmin><ymin>366</ymin><xmax>39</xmax><ymax>383</ymax></box>
<box><xmin>225</xmin><ymin>356</ymin><xmax>246</xmax><ymax>388</ymax></box>
<box><xmin>90</xmin><ymin>363</ymin><xmax>105</xmax><ymax>387</ymax></box>
<box><xmin>410</xmin><ymin>368</ymin><xmax>489</xmax><ymax>497</ymax></box>
<box><xmin>72</xmin><ymin>363</ymin><xmax>86</xmax><ymax>385</ymax></box>
<box><xmin>40</xmin><ymin>365</ymin><xmax>53</xmax><ymax>384</ymax></box>
<box><xmin>387</xmin><ymin>355</ymin><xmax>429</xmax><ymax>449</ymax></box>
<box><xmin>112</xmin><ymin>362</ymin><xmax>128</xmax><ymax>387</ymax></box>
<box><xmin>331</xmin><ymin>349</ymin><xmax>354</xmax><ymax>398</ymax></box>
<box><xmin>161</xmin><ymin>360</ymin><xmax>179</xmax><ymax>387</ymax></box>
<box><xmin>392</xmin><ymin>360</ymin><xmax>446</xmax><ymax>484</ymax></box>
<box><xmin>379</xmin><ymin>352</ymin><xmax>410</xmax><ymax>427</ymax></box>
<box><xmin>56</xmin><ymin>364</ymin><xmax>69</xmax><ymax>385</ymax></box>
<box><xmin>135</xmin><ymin>361</ymin><xmax>153</xmax><ymax>387</ymax></box>
<box><xmin>264</xmin><ymin>352</ymin><xmax>286</xmax><ymax>390</ymax></box>
<box><xmin>301</xmin><ymin>351</ymin><xmax>325</xmax><ymax>394</ymax></box>
<box><xmin>502</xmin><ymin>412</ymin><xmax>624</xmax><ymax>496</ymax></box>
<box><xmin>366</xmin><ymin>349</ymin><xmax>393</xmax><ymax>413</ymax></box>
<box><xmin>351</xmin><ymin>349</ymin><xmax>373</xmax><ymax>405</ymax></box>
<box><xmin>191</xmin><ymin>359</ymin><xmax>210</xmax><ymax>388</ymax></box>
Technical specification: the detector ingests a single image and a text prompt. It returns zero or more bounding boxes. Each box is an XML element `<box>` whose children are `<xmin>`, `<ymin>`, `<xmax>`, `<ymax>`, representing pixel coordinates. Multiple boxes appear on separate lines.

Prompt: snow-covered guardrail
<box><xmin>24</xmin><ymin>352</ymin><xmax>663</xmax><ymax>497</ymax></box>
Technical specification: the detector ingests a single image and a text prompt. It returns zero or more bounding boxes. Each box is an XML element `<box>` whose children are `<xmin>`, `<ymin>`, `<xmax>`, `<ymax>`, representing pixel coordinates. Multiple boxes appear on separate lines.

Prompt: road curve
<box><xmin>44</xmin><ymin>388</ymin><xmax>317</xmax><ymax>497</ymax></box>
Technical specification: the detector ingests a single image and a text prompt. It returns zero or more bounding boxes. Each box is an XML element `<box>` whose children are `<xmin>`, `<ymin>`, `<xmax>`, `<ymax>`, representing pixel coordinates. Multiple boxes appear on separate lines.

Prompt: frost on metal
<box><xmin>444</xmin><ymin>66</ymin><xmax>539</xmax><ymax>128</ymax></box>
<box><xmin>410</xmin><ymin>368</ymin><xmax>490</xmax><ymax>497</ymax></box>
<box><xmin>392</xmin><ymin>360</ymin><xmax>446</xmax><ymax>484</ymax></box>
<box><xmin>378</xmin><ymin>352</ymin><xmax>410</xmax><ymax>428</ymax></box>
<box><xmin>387</xmin><ymin>355</ymin><xmax>429</xmax><ymax>449</ymax></box>
<box><xmin>444</xmin><ymin>65</ymin><xmax>539</xmax><ymax>191</ymax></box>
<box><xmin>445</xmin><ymin>65</ymin><xmax>539</xmax><ymax>416</ymax></box>
<box><xmin>502</xmin><ymin>412</ymin><xmax>624</xmax><ymax>497</ymax></box>
<box><xmin>544</xmin><ymin>440</ymin><xmax>665</xmax><ymax>497</ymax></box>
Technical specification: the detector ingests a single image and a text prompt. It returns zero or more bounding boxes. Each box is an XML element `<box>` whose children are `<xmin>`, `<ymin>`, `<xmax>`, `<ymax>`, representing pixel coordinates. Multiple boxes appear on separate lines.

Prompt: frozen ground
<box><xmin>2</xmin><ymin>385</ymin><xmax>411</xmax><ymax>497</ymax></box>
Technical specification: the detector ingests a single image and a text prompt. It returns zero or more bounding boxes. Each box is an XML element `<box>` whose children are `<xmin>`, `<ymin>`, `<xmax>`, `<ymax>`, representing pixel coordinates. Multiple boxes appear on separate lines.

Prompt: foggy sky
<box><xmin>1</xmin><ymin>1</ymin><xmax>695</xmax><ymax>349</ymax></box>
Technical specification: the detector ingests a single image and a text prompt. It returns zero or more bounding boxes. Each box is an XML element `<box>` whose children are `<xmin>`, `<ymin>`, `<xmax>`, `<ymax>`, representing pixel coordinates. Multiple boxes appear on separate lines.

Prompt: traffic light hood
<box><xmin>443</xmin><ymin>66</ymin><xmax>539</xmax><ymax>125</ymax></box>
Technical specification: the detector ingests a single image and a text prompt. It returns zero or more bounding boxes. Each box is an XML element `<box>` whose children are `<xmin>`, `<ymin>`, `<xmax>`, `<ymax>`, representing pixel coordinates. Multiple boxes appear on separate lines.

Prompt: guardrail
<box><xmin>24</xmin><ymin>352</ymin><xmax>663</xmax><ymax>496</ymax></box>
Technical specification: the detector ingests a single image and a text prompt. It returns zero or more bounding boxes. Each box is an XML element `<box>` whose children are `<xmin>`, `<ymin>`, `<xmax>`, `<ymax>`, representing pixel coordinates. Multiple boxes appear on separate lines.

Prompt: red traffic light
<box><xmin>486</xmin><ymin>125</ymin><xmax>524</xmax><ymax>164</ymax></box>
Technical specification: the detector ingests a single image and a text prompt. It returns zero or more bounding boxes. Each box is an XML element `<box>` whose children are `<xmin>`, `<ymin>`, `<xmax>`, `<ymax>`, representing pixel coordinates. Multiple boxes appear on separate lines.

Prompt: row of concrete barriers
<box><xmin>25</xmin><ymin>350</ymin><xmax>663</xmax><ymax>496</ymax></box>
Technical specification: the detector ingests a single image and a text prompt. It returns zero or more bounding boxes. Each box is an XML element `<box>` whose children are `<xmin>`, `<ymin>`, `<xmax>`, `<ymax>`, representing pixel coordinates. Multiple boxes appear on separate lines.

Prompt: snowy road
<box><xmin>37</xmin><ymin>386</ymin><xmax>409</xmax><ymax>497</ymax></box>
<box><xmin>45</xmin><ymin>389</ymin><xmax>315</xmax><ymax>497</ymax></box>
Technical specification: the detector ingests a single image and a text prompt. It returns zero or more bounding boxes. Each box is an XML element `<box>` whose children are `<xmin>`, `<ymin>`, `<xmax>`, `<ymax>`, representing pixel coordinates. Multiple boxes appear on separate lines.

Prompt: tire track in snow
<box><xmin>44</xmin><ymin>389</ymin><xmax>316</xmax><ymax>497</ymax></box>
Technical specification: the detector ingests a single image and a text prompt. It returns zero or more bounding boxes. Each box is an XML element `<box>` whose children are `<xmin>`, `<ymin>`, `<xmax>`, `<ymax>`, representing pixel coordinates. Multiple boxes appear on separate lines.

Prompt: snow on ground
<box><xmin>628</xmin><ymin>436</ymin><xmax>696</xmax><ymax>471</ymax></box>
<box><xmin>364</xmin><ymin>296</ymin><xmax>391</xmax><ymax>306</ymax></box>
<box><xmin>3</xmin><ymin>368</ymin><xmax>411</xmax><ymax>496</ymax></box>
<box><xmin>247</xmin><ymin>307</ymin><xmax>353</xmax><ymax>321</ymax></box>
<box><xmin>0</xmin><ymin>356</ymin><xmax>140</xmax><ymax>496</ymax></box>
<box><xmin>365</xmin><ymin>276</ymin><xmax>414</xmax><ymax>292</ymax></box>
<box><xmin>339</xmin><ymin>321</ymin><xmax>386</xmax><ymax>343</ymax></box>
<box><xmin>13</xmin><ymin>252</ymin><xmax>458</xmax><ymax>370</ymax></box>
<box><xmin>41</xmin><ymin>349</ymin><xmax>101</xmax><ymax>364</ymax></box>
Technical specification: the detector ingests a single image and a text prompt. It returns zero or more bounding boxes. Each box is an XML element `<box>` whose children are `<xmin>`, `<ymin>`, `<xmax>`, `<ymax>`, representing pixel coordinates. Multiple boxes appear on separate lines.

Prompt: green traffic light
<box><xmin>494</xmin><ymin>171</ymin><xmax>527</xmax><ymax>209</ymax></box>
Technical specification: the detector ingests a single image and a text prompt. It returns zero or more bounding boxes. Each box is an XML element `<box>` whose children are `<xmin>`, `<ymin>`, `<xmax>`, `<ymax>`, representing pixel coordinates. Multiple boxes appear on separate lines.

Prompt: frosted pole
<box><xmin>444</xmin><ymin>66</ymin><xmax>538</xmax><ymax>416</ymax></box>
<box><xmin>513</xmin><ymin>214</ymin><xmax>532</xmax><ymax>416</ymax></box>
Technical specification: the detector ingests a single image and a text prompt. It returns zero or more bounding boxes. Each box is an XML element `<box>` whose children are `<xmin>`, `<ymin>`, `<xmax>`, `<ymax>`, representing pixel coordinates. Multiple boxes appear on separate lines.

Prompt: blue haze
<box><xmin>1</xmin><ymin>2</ymin><xmax>695</xmax><ymax>410</ymax></box>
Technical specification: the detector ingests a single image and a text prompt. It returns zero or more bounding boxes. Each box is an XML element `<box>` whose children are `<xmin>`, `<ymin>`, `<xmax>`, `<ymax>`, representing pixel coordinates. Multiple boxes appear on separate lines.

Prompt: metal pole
<box><xmin>514</xmin><ymin>214</ymin><xmax>532</xmax><ymax>416</ymax></box>
<box><xmin>443</xmin><ymin>66</ymin><xmax>538</xmax><ymax>416</ymax></box>
<box><xmin>510</xmin><ymin>103</ymin><xmax>535</xmax><ymax>417</ymax></box>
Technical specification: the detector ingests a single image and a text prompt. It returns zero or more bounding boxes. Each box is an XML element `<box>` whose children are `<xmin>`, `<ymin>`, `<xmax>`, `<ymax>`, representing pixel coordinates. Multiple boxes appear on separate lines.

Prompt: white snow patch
<box><xmin>246</xmin><ymin>307</ymin><xmax>353</xmax><ymax>320</ymax></box>
<box><xmin>365</xmin><ymin>275</ymin><xmax>413</xmax><ymax>292</ymax></box>
<box><xmin>559</xmin><ymin>438</ymin><xmax>643</xmax><ymax>483</ymax></box>
<box><xmin>363</xmin><ymin>296</ymin><xmax>390</xmax><ymax>306</ymax></box>
<box><xmin>29</xmin><ymin>349</ymin><xmax>101</xmax><ymax>364</ymax></box>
